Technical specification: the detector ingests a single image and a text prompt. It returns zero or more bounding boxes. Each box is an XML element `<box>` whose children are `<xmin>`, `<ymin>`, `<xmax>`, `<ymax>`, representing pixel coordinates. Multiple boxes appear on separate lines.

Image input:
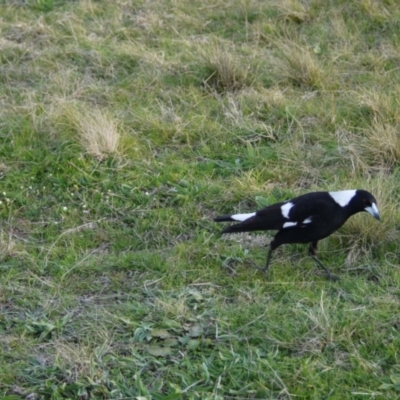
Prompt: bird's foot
<box><xmin>311</xmin><ymin>256</ymin><xmax>339</xmax><ymax>282</ymax></box>
<box><xmin>247</xmin><ymin>260</ymin><xmax>269</xmax><ymax>274</ymax></box>
<box><xmin>325</xmin><ymin>272</ymin><xmax>340</xmax><ymax>282</ymax></box>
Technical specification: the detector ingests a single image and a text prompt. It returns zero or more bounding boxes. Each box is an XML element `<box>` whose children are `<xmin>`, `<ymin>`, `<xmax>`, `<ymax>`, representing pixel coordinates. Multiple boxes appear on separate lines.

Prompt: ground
<box><xmin>0</xmin><ymin>0</ymin><xmax>400</xmax><ymax>399</ymax></box>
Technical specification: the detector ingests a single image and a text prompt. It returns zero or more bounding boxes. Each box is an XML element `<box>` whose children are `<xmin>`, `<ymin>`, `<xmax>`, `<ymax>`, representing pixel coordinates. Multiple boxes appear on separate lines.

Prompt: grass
<box><xmin>1</xmin><ymin>0</ymin><xmax>400</xmax><ymax>398</ymax></box>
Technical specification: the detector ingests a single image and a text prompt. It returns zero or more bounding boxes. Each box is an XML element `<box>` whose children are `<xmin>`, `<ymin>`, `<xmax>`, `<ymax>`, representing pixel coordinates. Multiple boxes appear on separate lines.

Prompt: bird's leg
<box><xmin>253</xmin><ymin>247</ymin><xmax>273</xmax><ymax>274</ymax></box>
<box><xmin>311</xmin><ymin>256</ymin><xmax>339</xmax><ymax>281</ymax></box>
<box><xmin>308</xmin><ymin>241</ymin><xmax>339</xmax><ymax>281</ymax></box>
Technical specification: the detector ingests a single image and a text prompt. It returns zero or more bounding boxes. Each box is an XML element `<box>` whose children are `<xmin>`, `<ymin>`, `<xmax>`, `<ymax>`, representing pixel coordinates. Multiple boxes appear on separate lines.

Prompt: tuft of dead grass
<box><xmin>360</xmin><ymin>0</ymin><xmax>391</xmax><ymax>21</ymax></box>
<box><xmin>203</xmin><ymin>46</ymin><xmax>252</xmax><ymax>92</ymax></box>
<box><xmin>273</xmin><ymin>41</ymin><xmax>328</xmax><ymax>89</ymax></box>
<box><xmin>77</xmin><ymin>108</ymin><xmax>121</xmax><ymax>160</ymax></box>
<box><xmin>363</xmin><ymin>119</ymin><xmax>400</xmax><ymax>167</ymax></box>
<box><xmin>54</xmin><ymin>103</ymin><xmax>122</xmax><ymax>160</ymax></box>
<box><xmin>357</xmin><ymin>89</ymin><xmax>400</xmax><ymax>123</ymax></box>
<box><xmin>272</xmin><ymin>0</ymin><xmax>310</xmax><ymax>24</ymax></box>
<box><xmin>356</xmin><ymin>89</ymin><xmax>400</xmax><ymax>167</ymax></box>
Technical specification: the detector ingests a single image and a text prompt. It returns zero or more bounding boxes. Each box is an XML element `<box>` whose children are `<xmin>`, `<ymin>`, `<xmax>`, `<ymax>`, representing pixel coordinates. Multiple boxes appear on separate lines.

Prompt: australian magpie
<box><xmin>214</xmin><ymin>190</ymin><xmax>380</xmax><ymax>280</ymax></box>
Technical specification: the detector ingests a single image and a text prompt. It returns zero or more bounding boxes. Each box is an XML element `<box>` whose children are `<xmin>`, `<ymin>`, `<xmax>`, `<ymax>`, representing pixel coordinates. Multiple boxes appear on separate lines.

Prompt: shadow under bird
<box><xmin>214</xmin><ymin>189</ymin><xmax>380</xmax><ymax>280</ymax></box>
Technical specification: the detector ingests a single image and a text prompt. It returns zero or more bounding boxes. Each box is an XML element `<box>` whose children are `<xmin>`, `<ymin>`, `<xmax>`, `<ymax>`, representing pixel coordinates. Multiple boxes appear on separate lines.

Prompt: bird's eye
<box><xmin>363</xmin><ymin>199</ymin><xmax>370</xmax><ymax>206</ymax></box>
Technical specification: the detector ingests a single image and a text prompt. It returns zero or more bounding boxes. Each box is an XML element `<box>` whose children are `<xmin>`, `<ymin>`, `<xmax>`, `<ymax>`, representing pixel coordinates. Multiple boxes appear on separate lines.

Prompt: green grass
<box><xmin>1</xmin><ymin>0</ymin><xmax>400</xmax><ymax>398</ymax></box>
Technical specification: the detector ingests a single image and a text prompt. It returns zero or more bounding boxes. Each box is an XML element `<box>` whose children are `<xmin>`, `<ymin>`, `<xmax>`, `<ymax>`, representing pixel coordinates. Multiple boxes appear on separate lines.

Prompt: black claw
<box><xmin>311</xmin><ymin>255</ymin><xmax>339</xmax><ymax>280</ymax></box>
<box><xmin>248</xmin><ymin>260</ymin><xmax>269</xmax><ymax>274</ymax></box>
<box><xmin>325</xmin><ymin>273</ymin><xmax>340</xmax><ymax>282</ymax></box>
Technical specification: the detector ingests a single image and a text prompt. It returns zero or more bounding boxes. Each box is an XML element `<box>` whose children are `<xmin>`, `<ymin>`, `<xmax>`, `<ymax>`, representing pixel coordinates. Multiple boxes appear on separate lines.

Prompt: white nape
<box><xmin>329</xmin><ymin>190</ymin><xmax>356</xmax><ymax>207</ymax></box>
<box><xmin>283</xmin><ymin>221</ymin><xmax>297</xmax><ymax>228</ymax></box>
<box><xmin>231</xmin><ymin>212</ymin><xmax>256</xmax><ymax>222</ymax></box>
<box><xmin>281</xmin><ymin>202</ymin><xmax>294</xmax><ymax>219</ymax></box>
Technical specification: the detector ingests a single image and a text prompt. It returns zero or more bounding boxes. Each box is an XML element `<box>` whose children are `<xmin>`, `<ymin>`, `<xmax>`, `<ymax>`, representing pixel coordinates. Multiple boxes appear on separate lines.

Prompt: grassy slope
<box><xmin>1</xmin><ymin>0</ymin><xmax>400</xmax><ymax>398</ymax></box>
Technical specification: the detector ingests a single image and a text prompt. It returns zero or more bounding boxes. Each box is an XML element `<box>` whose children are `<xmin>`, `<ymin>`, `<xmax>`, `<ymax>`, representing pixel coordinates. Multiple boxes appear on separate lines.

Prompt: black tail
<box><xmin>214</xmin><ymin>215</ymin><xmax>235</xmax><ymax>222</ymax></box>
<box><xmin>215</xmin><ymin>215</ymin><xmax>268</xmax><ymax>234</ymax></box>
<box><xmin>220</xmin><ymin>222</ymin><xmax>265</xmax><ymax>234</ymax></box>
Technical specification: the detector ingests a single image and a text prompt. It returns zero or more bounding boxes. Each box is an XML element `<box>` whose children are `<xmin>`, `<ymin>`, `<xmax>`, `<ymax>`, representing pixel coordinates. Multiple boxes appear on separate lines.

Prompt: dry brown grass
<box><xmin>363</xmin><ymin>119</ymin><xmax>400</xmax><ymax>167</ymax></box>
<box><xmin>273</xmin><ymin>40</ymin><xmax>328</xmax><ymax>89</ymax></box>
<box><xmin>356</xmin><ymin>89</ymin><xmax>400</xmax><ymax>166</ymax></box>
<box><xmin>357</xmin><ymin>89</ymin><xmax>400</xmax><ymax>123</ymax></box>
<box><xmin>76</xmin><ymin>108</ymin><xmax>121</xmax><ymax>160</ymax></box>
<box><xmin>360</xmin><ymin>0</ymin><xmax>391</xmax><ymax>20</ymax></box>
<box><xmin>272</xmin><ymin>0</ymin><xmax>310</xmax><ymax>24</ymax></box>
<box><xmin>53</xmin><ymin>103</ymin><xmax>122</xmax><ymax>160</ymax></box>
<box><xmin>203</xmin><ymin>46</ymin><xmax>253</xmax><ymax>92</ymax></box>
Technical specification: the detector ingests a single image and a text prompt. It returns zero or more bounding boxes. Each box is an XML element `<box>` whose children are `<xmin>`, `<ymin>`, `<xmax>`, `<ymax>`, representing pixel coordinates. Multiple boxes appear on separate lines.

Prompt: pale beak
<box><xmin>365</xmin><ymin>203</ymin><xmax>380</xmax><ymax>221</ymax></box>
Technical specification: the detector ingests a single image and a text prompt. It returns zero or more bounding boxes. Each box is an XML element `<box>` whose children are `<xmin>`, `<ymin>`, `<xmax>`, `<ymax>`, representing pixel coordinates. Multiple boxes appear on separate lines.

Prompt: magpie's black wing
<box><xmin>276</xmin><ymin>196</ymin><xmax>349</xmax><ymax>243</ymax></box>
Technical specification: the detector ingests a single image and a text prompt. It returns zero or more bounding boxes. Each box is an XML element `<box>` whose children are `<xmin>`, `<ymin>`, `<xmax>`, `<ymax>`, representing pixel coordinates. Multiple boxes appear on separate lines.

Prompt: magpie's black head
<box><xmin>351</xmin><ymin>190</ymin><xmax>380</xmax><ymax>221</ymax></box>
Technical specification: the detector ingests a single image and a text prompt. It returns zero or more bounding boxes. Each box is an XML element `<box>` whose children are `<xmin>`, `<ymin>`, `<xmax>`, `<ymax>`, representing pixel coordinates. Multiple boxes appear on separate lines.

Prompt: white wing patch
<box><xmin>329</xmin><ymin>190</ymin><xmax>357</xmax><ymax>207</ymax></box>
<box><xmin>231</xmin><ymin>212</ymin><xmax>256</xmax><ymax>222</ymax></box>
<box><xmin>281</xmin><ymin>202</ymin><xmax>294</xmax><ymax>219</ymax></box>
<box><xmin>283</xmin><ymin>221</ymin><xmax>297</xmax><ymax>228</ymax></box>
<box><xmin>303</xmin><ymin>217</ymin><xmax>312</xmax><ymax>224</ymax></box>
